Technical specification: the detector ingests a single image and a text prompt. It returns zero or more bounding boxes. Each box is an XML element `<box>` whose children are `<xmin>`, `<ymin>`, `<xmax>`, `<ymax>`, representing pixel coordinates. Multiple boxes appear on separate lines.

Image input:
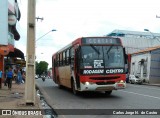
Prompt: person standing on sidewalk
<box><xmin>6</xmin><ymin>67</ymin><xmax>13</xmax><ymax>90</ymax></box>
<box><xmin>22</xmin><ymin>71</ymin><xmax>26</xmax><ymax>83</ymax></box>
<box><xmin>13</xmin><ymin>69</ymin><xmax>17</xmax><ymax>82</ymax></box>
<box><xmin>17</xmin><ymin>68</ymin><xmax>22</xmax><ymax>84</ymax></box>
<box><xmin>0</xmin><ymin>70</ymin><xmax>2</xmax><ymax>88</ymax></box>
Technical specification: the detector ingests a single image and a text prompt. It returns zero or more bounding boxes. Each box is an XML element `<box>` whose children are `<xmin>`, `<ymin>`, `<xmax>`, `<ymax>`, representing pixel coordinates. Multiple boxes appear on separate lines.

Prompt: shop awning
<box><xmin>7</xmin><ymin>48</ymin><xmax>24</xmax><ymax>59</ymax></box>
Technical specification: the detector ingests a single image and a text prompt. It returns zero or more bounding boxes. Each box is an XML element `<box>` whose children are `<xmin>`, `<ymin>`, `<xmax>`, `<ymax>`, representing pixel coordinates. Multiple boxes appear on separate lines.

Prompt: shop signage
<box><xmin>0</xmin><ymin>46</ymin><xmax>9</xmax><ymax>55</ymax></box>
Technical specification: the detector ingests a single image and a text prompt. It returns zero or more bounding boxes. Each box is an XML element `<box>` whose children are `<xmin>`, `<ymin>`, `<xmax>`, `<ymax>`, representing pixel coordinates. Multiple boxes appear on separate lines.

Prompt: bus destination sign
<box><xmin>82</xmin><ymin>37</ymin><xmax>121</xmax><ymax>45</ymax></box>
<box><xmin>81</xmin><ymin>68</ymin><xmax>125</xmax><ymax>75</ymax></box>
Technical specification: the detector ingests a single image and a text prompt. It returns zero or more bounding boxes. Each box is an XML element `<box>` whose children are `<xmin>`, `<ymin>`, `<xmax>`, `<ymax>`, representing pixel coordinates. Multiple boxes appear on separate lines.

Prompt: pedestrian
<box><xmin>6</xmin><ymin>67</ymin><xmax>13</xmax><ymax>90</ymax></box>
<box><xmin>4</xmin><ymin>68</ymin><xmax>8</xmax><ymax>86</ymax></box>
<box><xmin>22</xmin><ymin>71</ymin><xmax>25</xmax><ymax>83</ymax></box>
<box><xmin>13</xmin><ymin>69</ymin><xmax>17</xmax><ymax>82</ymax></box>
<box><xmin>17</xmin><ymin>68</ymin><xmax>22</xmax><ymax>84</ymax></box>
<box><xmin>0</xmin><ymin>70</ymin><xmax>2</xmax><ymax>88</ymax></box>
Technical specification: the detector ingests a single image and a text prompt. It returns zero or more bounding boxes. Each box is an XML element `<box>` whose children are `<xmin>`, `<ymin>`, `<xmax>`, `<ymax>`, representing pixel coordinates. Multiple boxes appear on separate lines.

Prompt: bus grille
<box><xmin>96</xmin><ymin>81</ymin><xmax>115</xmax><ymax>85</ymax></box>
<box><xmin>90</xmin><ymin>76</ymin><xmax>120</xmax><ymax>80</ymax></box>
<box><xmin>96</xmin><ymin>86</ymin><xmax>114</xmax><ymax>91</ymax></box>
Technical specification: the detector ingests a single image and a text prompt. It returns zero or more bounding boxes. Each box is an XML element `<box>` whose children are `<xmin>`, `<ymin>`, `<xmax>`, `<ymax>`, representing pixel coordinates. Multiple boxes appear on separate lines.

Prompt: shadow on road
<box><xmin>78</xmin><ymin>91</ymin><xmax>121</xmax><ymax>99</ymax></box>
<box><xmin>56</xmin><ymin>86</ymin><xmax>121</xmax><ymax>99</ymax></box>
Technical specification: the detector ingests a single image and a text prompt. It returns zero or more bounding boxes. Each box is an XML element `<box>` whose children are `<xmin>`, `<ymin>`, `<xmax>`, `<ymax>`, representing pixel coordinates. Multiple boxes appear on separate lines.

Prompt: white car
<box><xmin>129</xmin><ymin>75</ymin><xmax>142</xmax><ymax>84</ymax></box>
<box><xmin>35</xmin><ymin>75</ymin><xmax>38</xmax><ymax>79</ymax></box>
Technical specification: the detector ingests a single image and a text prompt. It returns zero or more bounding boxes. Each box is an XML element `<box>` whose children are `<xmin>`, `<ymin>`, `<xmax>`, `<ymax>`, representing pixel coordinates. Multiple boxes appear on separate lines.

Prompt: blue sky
<box><xmin>16</xmin><ymin>0</ymin><xmax>160</xmax><ymax>68</ymax></box>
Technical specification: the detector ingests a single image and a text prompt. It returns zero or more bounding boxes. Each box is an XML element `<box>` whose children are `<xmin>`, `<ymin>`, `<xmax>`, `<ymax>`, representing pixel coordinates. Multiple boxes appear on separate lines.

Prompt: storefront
<box><xmin>0</xmin><ymin>0</ymin><xmax>22</xmax><ymax>88</ymax></box>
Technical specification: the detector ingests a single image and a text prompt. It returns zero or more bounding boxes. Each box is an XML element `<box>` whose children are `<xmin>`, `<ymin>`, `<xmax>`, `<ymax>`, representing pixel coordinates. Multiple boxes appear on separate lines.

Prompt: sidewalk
<box><xmin>142</xmin><ymin>83</ymin><xmax>160</xmax><ymax>87</ymax></box>
<box><xmin>0</xmin><ymin>81</ymin><xmax>43</xmax><ymax>118</ymax></box>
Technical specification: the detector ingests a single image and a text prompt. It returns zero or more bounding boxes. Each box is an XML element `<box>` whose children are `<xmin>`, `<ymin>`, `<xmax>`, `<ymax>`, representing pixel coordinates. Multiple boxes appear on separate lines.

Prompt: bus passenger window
<box><xmin>57</xmin><ymin>54</ymin><xmax>60</xmax><ymax>66</ymax></box>
<box><xmin>66</xmin><ymin>49</ymin><xmax>69</xmax><ymax>65</ymax></box>
<box><xmin>63</xmin><ymin>52</ymin><xmax>65</xmax><ymax>65</ymax></box>
<box><xmin>60</xmin><ymin>53</ymin><xmax>63</xmax><ymax>66</ymax></box>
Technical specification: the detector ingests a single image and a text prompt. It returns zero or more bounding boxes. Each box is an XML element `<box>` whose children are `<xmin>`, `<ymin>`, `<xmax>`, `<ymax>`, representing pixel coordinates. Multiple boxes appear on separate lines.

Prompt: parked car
<box><xmin>129</xmin><ymin>75</ymin><xmax>142</xmax><ymax>84</ymax></box>
<box><xmin>35</xmin><ymin>75</ymin><xmax>38</xmax><ymax>79</ymax></box>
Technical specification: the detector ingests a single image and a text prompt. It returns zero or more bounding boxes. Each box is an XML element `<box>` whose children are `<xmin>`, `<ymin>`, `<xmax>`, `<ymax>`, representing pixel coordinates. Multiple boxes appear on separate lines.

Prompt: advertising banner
<box><xmin>8</xmin><ymin>0</ymin><xmax>15</xmax><ymax>13</ymax></box>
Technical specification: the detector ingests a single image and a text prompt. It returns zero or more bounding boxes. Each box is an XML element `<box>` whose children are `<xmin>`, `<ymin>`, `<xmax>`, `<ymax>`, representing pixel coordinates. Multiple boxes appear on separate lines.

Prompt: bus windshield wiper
<box><xmin>106</xmin><ymin>45</ymin><xmax>113</xmax><ymax>59</ymax></box>
<box><xmin>90</xmin><ymin>45</ymin><xmax>100</xmax><ymax>55</ymax></box>
<box><xmin>106</xmin><ymin>45</ymin><xmax>113</xmax><ymax>54</ymax></box>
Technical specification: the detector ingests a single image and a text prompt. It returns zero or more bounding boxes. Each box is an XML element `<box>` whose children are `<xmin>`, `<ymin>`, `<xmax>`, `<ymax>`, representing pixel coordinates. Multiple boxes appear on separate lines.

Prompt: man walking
<box><xmin>6</xmin><ymin>67</ymin><xmax>13</xmax><ymax>90</ymax></box>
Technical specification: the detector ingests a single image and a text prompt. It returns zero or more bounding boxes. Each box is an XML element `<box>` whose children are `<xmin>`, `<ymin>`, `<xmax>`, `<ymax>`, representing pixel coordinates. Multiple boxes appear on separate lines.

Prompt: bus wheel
<box><xmin>72</xmin><ymin>80</ymin><xmax>77</xmax><ymax>95</ymax></box>
<box><xmin>104</xmin><ymin>91</ymin><xmax>112</xmax><ymax>95</ymax></box>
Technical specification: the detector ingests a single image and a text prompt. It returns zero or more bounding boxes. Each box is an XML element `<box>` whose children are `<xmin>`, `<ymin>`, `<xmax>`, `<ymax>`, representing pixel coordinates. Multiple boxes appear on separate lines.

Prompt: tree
<box><xmin>36</xmin><ymin>61</ymin><xmax>48</xmax><ymax>76</ymax></box>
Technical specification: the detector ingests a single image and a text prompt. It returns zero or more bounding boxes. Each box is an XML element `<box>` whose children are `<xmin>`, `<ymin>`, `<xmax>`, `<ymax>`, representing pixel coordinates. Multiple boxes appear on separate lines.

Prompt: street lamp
<box><xmin>144</xmin><ymin>29</ymin><xmax>149</xmax><ymax>32</ymax></box>
<box><xmin>144</xmin><ymin>29</ymin><xmax>160</xmax><ymax>43</ymax></box>
<box><xmin>36</xmin><ymin>29</ymin><xmax>56</xmax><ymax>41</ymax></box>
<box><xmin>35</xmin><ymin>29</ymin><xmax>56</xmax><ymax>64</ymax></box>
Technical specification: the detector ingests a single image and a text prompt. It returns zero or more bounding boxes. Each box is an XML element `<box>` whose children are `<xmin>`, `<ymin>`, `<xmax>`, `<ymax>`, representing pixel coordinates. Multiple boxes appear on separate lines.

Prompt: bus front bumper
<box><xmin>79</xmin><ymin>81</ymin><xmax>126</xmax><ymax>91</ymax></box>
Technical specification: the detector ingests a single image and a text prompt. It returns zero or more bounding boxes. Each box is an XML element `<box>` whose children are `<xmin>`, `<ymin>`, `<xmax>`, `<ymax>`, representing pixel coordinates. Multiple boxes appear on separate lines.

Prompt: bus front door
<box><xmin>75</xmin><ymin>47</ymin><xmax>80</xmax><ymax>89</ymax></box>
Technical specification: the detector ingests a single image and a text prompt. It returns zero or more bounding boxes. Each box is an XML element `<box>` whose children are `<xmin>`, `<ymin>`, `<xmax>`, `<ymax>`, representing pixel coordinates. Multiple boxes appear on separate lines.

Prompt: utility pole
<box><xmin>25</xmin><ymin>0</ymin><xmax>36</xmax><ymax>105</ymax></box>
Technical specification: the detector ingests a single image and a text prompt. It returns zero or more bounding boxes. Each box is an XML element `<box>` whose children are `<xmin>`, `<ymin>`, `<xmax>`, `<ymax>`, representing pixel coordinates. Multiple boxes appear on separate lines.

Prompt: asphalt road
<box><xmin>36</xmin><ymin>78</ymin><xmax>160</xmax><ymax>118</ymax></box>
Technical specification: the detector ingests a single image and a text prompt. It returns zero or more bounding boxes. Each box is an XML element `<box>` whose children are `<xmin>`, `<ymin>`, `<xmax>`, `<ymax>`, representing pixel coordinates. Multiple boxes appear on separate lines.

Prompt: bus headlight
<box><xmin>84</xmin><ymin>82</ymin><xmax>95</xmax><ymax>85</ymax></box>
<box><xmin>117</xmin><ymin>80</ymin><xmax>124</xmax><ymax>83</ymax></box>
<box><xmin>85</xmin><ymin>82</ymin><xmax>90</xmax><ymax>85</ymax></box>
<box><xmin>120</xmin><ymin>80</ymin><xmax>124</xmax><ymax>83</ymax></box>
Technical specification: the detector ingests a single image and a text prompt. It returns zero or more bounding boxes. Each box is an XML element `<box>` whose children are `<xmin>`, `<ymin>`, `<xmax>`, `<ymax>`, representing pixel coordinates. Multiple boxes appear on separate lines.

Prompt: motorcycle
<box><xmin>42</xmin><ymin>76</ymin><xmax>45</xmax><ymax>82</ymax></box>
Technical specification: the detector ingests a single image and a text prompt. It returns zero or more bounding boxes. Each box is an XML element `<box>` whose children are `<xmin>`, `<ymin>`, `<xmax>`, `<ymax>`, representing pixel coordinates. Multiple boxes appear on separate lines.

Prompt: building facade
<box><xmin>107</xmin><ymin>29</ymin><xmax>160</xmax><ymax>54</ymax></box>
<box><xmin>130</xmin><ymin>46</ymin><xmax>160</xmax><ymax>84</ymax></box>
<box><xmin>0</xmin><ymin>0</ymin><xmax>24</xmax><ymax>88</ymax></box>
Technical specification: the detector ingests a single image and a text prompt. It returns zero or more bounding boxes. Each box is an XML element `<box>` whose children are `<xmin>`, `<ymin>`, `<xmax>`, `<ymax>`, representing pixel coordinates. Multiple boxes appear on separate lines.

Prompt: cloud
<box><xmin>16</xmin><ymin>0</ymin><xmax>160</xmax><ymax>68</ymax></box>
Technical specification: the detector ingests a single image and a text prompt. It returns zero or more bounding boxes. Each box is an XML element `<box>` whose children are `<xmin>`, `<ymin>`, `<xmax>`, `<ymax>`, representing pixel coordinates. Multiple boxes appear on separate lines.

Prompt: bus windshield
<box><xmin>80</xmin><ymin>45</ymin><xmax>124</xmax><ymax>68</ymax></box>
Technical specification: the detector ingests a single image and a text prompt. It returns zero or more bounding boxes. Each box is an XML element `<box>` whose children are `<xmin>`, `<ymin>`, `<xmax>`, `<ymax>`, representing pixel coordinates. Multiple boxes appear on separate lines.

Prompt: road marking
<box><xmin>119</xmin><ymin>90</ymin><xmax>160</xmax><ymax>100</ymax></box>
<box><xmin>127</xmin><ymin>84</ymin><xmax>160</xmax><ymax>91</ymax></box>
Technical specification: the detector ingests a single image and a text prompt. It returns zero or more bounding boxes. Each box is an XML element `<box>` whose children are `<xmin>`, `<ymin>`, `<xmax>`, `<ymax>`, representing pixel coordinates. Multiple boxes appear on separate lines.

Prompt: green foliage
<box><xmin>36</xmin><ymin>61</ymin><xmax>48</xmax><ymax>75</ymax></box>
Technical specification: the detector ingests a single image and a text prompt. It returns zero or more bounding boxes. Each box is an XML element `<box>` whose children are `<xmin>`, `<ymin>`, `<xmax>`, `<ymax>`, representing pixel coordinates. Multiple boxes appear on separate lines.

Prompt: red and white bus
<box><xmin>52</xmin><ymin>37</ymin><xmax>127</xmax><ymax>95</ymax></box>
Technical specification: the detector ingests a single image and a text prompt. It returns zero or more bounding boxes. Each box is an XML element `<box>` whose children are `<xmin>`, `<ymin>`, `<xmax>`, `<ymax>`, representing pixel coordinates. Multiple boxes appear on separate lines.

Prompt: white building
<box><xmin>107</xmin><ymin>29</ymin><xmax>160</xmax><ymax>54</ymax></box>
<box><xmin>130</xmin><ymin>46</ymin><xmax>160</xmax><ymax>84</ymax></box>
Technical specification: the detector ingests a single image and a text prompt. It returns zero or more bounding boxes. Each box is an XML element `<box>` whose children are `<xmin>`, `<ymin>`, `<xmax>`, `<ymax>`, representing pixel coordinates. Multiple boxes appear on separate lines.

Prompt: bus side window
<box><xmin>63</xmin><ymin>51</ymin><xmax>65</xmax><ymax>65</ymax></box>
<box><xmin>53</xmin><ymin>57</ymin><xmax>56</xmax><ymax>67</ymax></box>
<box><xmin>56</xmin><ymin>54</ymin><xmax>59</xmax><ymax>67</ymax></box>
<box><xmin>66</xmin><ymin>49</ymin><xmax>69</xmax><ymax>65</ymax></box>
<box><xmin>69</xmin><ymin>48</ymin><xmax>71</xmax><ymax>64</ymax></box>
<box><xmin>60</xmin><ymin>53</ymin><xmax>63</xmax><ymax>66</ymax></box>
<box><xmin>52</xmin><ymin>57</ymin><xmax>54</xmax><ymax>67</ymax></box>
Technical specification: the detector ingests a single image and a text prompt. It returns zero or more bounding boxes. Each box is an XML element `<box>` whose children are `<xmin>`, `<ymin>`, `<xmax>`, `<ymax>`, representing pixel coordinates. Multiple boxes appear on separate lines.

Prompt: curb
<box><xmin>35</xmin><ymin>83</ymin><xmax>58</xmax><ymax>118</ymax></box>
<box><xmin>142</xmin><ymin>83</ymin><xmax>160</xmax><ymax>87</ymax></box>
